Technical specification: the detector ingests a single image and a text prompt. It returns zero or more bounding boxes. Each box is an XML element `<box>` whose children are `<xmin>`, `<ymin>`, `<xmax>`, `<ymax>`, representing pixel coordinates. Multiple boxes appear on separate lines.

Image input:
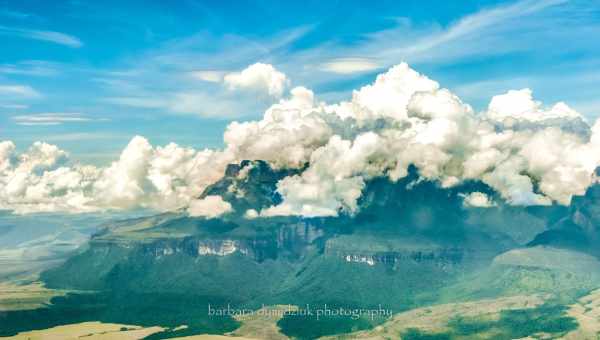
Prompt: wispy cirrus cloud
<box><xmin>0</xmin><ymin>85</ymin><xmax>41</xmax><ymax>98</ymax></box>
<box><xmin>318</xmin><ymin>58</ymin><xmax>381</xmax><ymax>74</ymax></box>
<box><xmin>377</xmin><ymin>0</ymin><xmax>568</xmax><ymax>61</ymax></box>
<box><xmin>23</xmin><ymin>0</ymin><xmax>597</xmax><ymax>130</ymax></box>
<box><xmin>103</xmin><ymin>92</ymin><xmax>254</xmax><ymax>119</ymax></box>
<box><xmin>190</xmin><ymin>71</ymin><xmax>224</xmax><ymax>83</ymax></box>
<box><xmin>0</xmin><ymin>9</ymin><xmax>36</xmax><ymax>19</ymax></box>
<box><xmin>289</xmin><ymin>0</ymin><xmax>574</xmax><ymax>75</ymax></box>
<box><xmin>0</xmin><ymin>104</ymin><xmax>28</xmax><ymax>110</ymax></box>
<box><xmin>268</xmin><ymin>0</ymin><xmax>600</xmax><ymax>108</ymax></box>
<box><xmin>102</xmin><ymin>97</ymin><xmax>167</xmax><ymax>109</ymax></box>
<box><xmin>95</xmin><ymin>29</ymin><xmax>310</xmax><ymax>118</ymax></box>
<box><xmin>40</xmin><ymin>132</ymin><xmax>123</xmax><ymax>142</ymax></box>
<box><xmin>95</xmin><ymin>0</ymin><xmax>592</xmax><ymax>117</ymax></box>
<box><xmin>0</xmin><ymin>25</ymin><xmax>82</xmax><ymax>48</ymax></box>
<box><xmin>0</xmin><ymin>60</ymin><xmax>60</xmax><ymax>77</ymax></box>
<box><xmin>12</xmin><ymin>113</ymin><xmax>102</xmax><ymax>126</ymax></box>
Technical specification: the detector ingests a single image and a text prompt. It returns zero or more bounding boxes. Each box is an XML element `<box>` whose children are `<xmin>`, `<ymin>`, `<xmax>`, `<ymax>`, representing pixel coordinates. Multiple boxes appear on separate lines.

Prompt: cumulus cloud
<box><xmin>349</xmin><ymin>63</ymin><xmax>440</xmax><ymax>121</ymax></box>
<box><xmin>0</xmin><ymin>141</ymin><xmax>15</xmax><ymax>172</ymax></box>
<box><xmin>251</xmin><ymin>63</ymin><xmax>600</xmax><ymax>216</ymax></box>
<box><xmin>3</xmin><ymin>62</ymin><xmax>600</xmax><ymax>216</ymax></box>
<box><xmin>461</xmin><ymin>192</ymin><xmax>496</xmax><ymax>208</ymax></box>
<box><xmin>224</xmin><ymin>86</ymin><xmax>333</xmax><ymax>168</ymax></box>
<box><xmin>188</xmin><ymin>195</ymin><xmax>233</xmax><ymax>218</ymax></box>
<box><xmin>261</xmin><ymin>133</ymin><xmax>386</xmax><ymax>217</ymax></box>
<box><xmin>0</xmin><ymin>136</ymin><xmax>234</xmax><ymax>214</ymax></box>
<box><xmin>486</xmin><ymin>88</ymin><xmax>585</xmax><ymax>128</ymax></box>
<box><xmin>244</xmin><ymin>209</ymin><xmax>259</xmax><ymax>219</ymax></box>
<box><xmin>224</xmin><ymin>63</ymin><xmax>288</xmax><ymax>97</ymax></box>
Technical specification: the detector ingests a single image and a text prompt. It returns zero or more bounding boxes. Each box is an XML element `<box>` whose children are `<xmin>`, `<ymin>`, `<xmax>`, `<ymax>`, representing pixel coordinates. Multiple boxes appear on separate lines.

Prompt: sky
<box><xmin>1</xmin><ymin>0</ymin><xmax>600</xmax><ymax>165</ymax></box>
<box><xmin>2</xmin><ymin>0</ymin><xmax>600</xmax><ymax>218</ymax></box>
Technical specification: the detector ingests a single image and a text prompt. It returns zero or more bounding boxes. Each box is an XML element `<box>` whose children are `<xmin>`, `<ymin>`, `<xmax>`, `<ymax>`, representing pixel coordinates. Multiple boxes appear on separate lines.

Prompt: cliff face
<box><xmin>135</xmin><ymin>221</ymin><xmax>324</xmax><ymax>262</ymax></box>
<box><xmin>40</xmin><ymin>161</ymin><xmax>600</xmax><ymax>309</ymax></box>
<box><xmin>528</xmin><ymin>184</ymin><xmax>600</xmax><ymax>256</ymax></box>
<box><xmin>329</xmin><ymin>247</ymin><xmax>465</xmax><ymax>268</ymax></box>
<box><xmin>42</xmin><ymin>225</ymin><xmax>479</xmax><ymax>309</ymax></box>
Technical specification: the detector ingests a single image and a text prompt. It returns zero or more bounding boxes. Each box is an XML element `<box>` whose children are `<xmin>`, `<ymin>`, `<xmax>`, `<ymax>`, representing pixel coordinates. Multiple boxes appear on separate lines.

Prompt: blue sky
<box><xmin>1</xmin><ymin>0</ymin><xmax>599</xmax><ymax>164</ymax></box>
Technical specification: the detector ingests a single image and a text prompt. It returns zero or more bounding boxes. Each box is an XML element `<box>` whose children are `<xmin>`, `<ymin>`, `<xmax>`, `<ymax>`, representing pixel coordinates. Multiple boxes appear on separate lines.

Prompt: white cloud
<box><xmin>391</xmin><ymin>0</ymin><xmax>567</xmax><ymax>60</ymax></box>
<box><xmin>91</xmin><ymin>136</ymin><xmax>233</xmax><ymax>211</ymax></box>
<box><xmin>252</xmin><ymin>63</ymin><xmax>600</xmax><ymax>216</ymax></box>
<box><xmin>105</xmin><ymin>92</ymin><xmax>252</xmax><ymax>118</ymax></box>
<box><xmin>461</xmin><ymin>192</ymin><xmax>496</xmax><ymax>208</ymax></box>
<box><xmin>190</xmin><ymin>70</ymin><xmax>224</xmax><ymax>83</ymax></box>
<box><xmin>93</xmin><ymin>29</ymin><xmax>308</xmax><ymax>120</ymax></box>
<box><xmin>224</xmin><ymin>63</ymin><xmax>288</xmax><ymax>97</ymax></box>
<box><xmin>318</xmin><ymin>58</ymin><xmax>380</xmax><ymax>74</ymax></box>
<box><xmin>0</xmin><ymin>25</ymin><xmax>82</xmax><ymax>48</ymax></box>
<box><xmin>272</xmin><ymin>0</ymin><xmax>572</xmax><ymax>91</ymax></box>
<box><xmin>0</xmin><ymin>141</ymin><xmax>15</xmax><ymax>172</ymax></box>
<box><xmin>84</xmin><ymin>0</ymin><xmax>600</xmax><ymax>130</ymax></box>
<box><xmin>244</xmin><ymin>209</ymin><xmax>259</xmax><ymax>219</ymax></box>
<box><xmin>261</xmin><ymin>133</ymin><xmax>382</xmax><ymax>217</ymax></box>
<box><xmin>0</xmin><ymin>60</ymin><xmax>60</xmax><ymax>77</ymax></box>
<box><xmin>0</xmin><ymin>85</ymin><xmax>41</xmax><ymax>98</ymax></box>
<box><xmin>350</xmin><ymin>63</ymin><xmax>439</xmax><ymax>121</ymax></box>
<box><xmin>3</xmin><ymin>62</ymin><xmax>600</xmax><ymax>216</ymax></box>
<box><xmin>188</xmin><ymin>195</ymin><xmax>233</xmax><ymax>218</ymax></box>
<box><xmin>224</xmin><ymin>86</ymin><xmax>332</xmax><ymax>168</ymax></box>
<box><xmin>487</xmin><ymin>88</ymin><xmax>583</xmax><ymax>124</ymax></box>
<box><xmin>13</xmin><ymin>113</ymin><xmax>97</xmax><ymax>126</ymax></box>
<box><xmin>103</xmin><ymin>97</ymin><xmax>167</xmax><ymax>109</ymax></box>
<box><xmin>169</xmin><ymin>92</ymin><xmax>237</xmax><ymax>117</ymax></box>
<box><xmin>0</xmin><ymin>136</ymin><xmax>234</xmax><ymax>214</ymax></box>
<box><xmin>92</xmin><ymin>136</ymin><xmax>154</xmax><ymax>209</ymax></box>
<box><xmin>0</xmin><ymin>104</ymin><xmax>28</xmax><ymax>110</ymax></box>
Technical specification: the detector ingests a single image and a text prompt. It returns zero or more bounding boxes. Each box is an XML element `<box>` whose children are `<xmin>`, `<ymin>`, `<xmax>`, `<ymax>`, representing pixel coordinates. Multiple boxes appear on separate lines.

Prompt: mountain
<box><xmin>528</xmin><ymin>184</ymin><xmax>600</xmax><ymax>257</ymax></box>
<box><xmin>3</xmin><ymin>160</ymin><xmax>600</xmax><ymax>338</ymax></box>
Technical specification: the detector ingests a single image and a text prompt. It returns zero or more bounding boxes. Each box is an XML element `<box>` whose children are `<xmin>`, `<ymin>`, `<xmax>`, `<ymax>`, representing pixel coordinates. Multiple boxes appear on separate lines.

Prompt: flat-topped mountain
<box><xmin>3</xmin><ymin>161</ymin><xmax>598</xmax><ymax>338</ymax></box>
